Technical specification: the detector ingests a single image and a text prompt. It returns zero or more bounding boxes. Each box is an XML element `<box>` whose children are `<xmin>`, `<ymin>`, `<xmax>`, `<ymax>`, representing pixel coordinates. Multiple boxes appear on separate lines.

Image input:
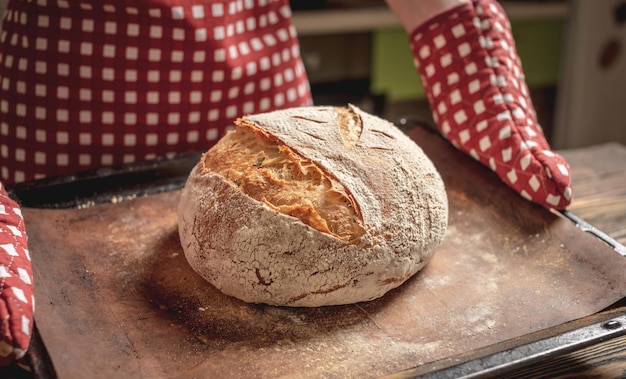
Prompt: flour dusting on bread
<box><xmin>178</xmin><ymin>105</ymin><xmax>448</xmax><ymax>307</ymax></box>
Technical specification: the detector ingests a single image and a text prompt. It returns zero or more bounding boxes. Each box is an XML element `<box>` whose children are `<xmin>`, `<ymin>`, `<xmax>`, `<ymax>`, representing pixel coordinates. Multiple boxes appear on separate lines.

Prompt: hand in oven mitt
<box><xmin>0</xmin><ymin>182</ymin><xmax>33</xmax><ymax>366</ymax></box>
<box><xmin>411</xmin><ymin>0</ymin><xmax>572</xmax><ymax>210</ymax></box>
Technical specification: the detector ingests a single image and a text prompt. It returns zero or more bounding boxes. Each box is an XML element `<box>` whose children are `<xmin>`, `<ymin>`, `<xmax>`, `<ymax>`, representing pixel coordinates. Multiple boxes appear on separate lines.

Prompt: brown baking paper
<box><xmin>25</xmin><ymin>127</ymin><xmax>626</xmax><ymax>378</ymax></box>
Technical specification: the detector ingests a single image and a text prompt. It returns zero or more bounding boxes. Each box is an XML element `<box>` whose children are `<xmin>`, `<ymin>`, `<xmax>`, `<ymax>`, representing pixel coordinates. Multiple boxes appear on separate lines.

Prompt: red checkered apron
<box><xmin>0</xmin><ymin>0</ymin><xmax>312</xmax><ymax>185</ymax></box>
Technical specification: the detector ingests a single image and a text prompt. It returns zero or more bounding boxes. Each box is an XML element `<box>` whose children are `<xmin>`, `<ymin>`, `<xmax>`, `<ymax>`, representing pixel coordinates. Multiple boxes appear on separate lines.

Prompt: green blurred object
<box><xmin>371</xmin><ymin>19</ymin><xmax>565</xmax><ymax>102</ymax></box>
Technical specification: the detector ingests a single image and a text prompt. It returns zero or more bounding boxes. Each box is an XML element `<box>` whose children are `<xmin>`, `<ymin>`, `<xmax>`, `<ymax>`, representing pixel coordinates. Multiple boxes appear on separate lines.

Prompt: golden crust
<box><xmin>201</xmin><ymin>123</ymin><xmax>364</xmax><ymax>241</ymax></box>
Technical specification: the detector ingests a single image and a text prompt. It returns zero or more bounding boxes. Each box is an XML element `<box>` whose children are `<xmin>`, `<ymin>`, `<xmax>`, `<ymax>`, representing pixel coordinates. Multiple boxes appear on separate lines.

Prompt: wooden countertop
<box><xmin>560</xmin><ymin>142</ymin><xmax>626</xmax><ymax>245</ymax></box>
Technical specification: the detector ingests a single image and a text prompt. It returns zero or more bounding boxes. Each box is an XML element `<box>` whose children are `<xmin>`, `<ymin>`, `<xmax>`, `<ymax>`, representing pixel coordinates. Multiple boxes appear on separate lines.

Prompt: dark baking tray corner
<box><xmin>6</xmin><ymin>151</ymin><xmax>202</xmax><ymax>209</ymax></box>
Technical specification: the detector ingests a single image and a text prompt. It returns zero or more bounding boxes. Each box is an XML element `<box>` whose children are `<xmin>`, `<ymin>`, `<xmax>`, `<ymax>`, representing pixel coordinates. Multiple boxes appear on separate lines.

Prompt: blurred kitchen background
<box><xmin>1</xmin><ymin>0</ymin><xmax>624</xmax><ymax>149</ymax></box>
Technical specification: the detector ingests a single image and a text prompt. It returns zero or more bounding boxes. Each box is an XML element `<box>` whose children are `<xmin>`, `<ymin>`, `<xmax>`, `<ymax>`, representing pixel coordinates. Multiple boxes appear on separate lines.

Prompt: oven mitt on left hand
<box><xmin>0</xmin><ymin>182</ymin><xmax>34</xmax><ymax>366</ymax></box>
<box><xmin>410</xmin><ymin>0</ymin><xmax>572</xmax><ymax>210</ymax></box>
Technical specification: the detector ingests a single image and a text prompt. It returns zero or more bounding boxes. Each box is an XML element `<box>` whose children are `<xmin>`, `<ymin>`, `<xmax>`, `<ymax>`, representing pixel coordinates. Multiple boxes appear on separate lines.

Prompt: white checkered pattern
<box><xmin>0</xmin><ymin>181</ymin><xmax>33</xmax><ymax>365</ymax></box>
<box><xmin>411</xmin><ymin>0</ymin><xmax>572</xmax><ymax>210</ymax></box>
<box><xmin>0</xmin><ymin>0</ymin><xmax>312</xmax><ymax>184</ymax></box>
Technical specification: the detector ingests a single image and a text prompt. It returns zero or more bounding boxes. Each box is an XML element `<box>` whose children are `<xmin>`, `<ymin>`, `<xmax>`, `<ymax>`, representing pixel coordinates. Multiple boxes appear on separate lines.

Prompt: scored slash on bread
<box><xmin>201</xmin><ymin>114</ymin><xmax>365</xmax><ymax>242</ymax></box>
<box><xmin>178</xmin><ymin>105</ymin><xmax>448</xmax><ymax>307</ymax></box>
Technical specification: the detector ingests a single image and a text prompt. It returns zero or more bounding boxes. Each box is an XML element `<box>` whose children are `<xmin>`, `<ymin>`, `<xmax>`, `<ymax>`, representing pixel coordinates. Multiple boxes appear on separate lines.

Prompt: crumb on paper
<box><xmin>111</xmin><ymin>194</ymin><xmax>138</xmax><ymax>203</ymax></box>
<box><xmin>76</xmin><ymin>194</ymin><xmax>139</xmax><ymax>209</ymax></box>
<box><xmin>77</xmin><ymin>200</ymin><xmax>96</xmax><ymax>209</ymax></box>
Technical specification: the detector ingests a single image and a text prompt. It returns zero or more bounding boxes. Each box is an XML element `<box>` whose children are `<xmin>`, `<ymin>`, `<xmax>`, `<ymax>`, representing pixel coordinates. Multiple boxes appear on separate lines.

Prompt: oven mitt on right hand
<box><xmin>410</xmin><ymin>0</ymin><xmax>572</xmax><ymax>210</ymax></box>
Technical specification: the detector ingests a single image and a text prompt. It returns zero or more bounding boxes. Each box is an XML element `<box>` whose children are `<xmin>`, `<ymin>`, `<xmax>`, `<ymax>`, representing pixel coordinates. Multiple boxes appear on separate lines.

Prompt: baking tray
<box><xmin>8</xmin><ymin>125</ymin><xmax>626</xmax><ymax>378</ymax></box>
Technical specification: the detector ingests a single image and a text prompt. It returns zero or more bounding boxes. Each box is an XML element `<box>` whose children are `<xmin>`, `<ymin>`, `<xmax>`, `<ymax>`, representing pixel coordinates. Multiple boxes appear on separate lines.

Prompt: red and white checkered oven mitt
<box><xmin>411</xmin><ymin>0</ymin><xmax>572</xmax><ymax>210</ymax></box>
<box><xmin>0</xmin><ymin>182</ymin><xmax>33</xmax><ymax>366</ymax></box>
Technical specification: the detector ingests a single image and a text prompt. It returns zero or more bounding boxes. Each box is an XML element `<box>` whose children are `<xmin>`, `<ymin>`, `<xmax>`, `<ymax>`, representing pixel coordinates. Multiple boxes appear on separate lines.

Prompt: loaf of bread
<box><xmin>177</xmin><ymin>105</ymin><xmax>448</xmax><ymax>307</ymax></box>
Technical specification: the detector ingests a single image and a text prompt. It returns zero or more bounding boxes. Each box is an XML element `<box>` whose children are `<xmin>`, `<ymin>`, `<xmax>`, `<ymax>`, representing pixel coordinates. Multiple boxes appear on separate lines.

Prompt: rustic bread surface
<box><xmin>178</xmin><ymin>105</ymin><xmax>448</xmax><ymax>307</ymax></box>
